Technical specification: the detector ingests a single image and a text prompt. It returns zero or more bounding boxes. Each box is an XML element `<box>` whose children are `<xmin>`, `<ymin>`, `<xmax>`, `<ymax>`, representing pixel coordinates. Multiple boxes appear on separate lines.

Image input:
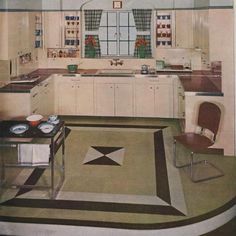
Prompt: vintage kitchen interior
<box><xmin>0</xmin><ymin>0</ymin><xmax>236</xmax><ymax>235</ymax></box>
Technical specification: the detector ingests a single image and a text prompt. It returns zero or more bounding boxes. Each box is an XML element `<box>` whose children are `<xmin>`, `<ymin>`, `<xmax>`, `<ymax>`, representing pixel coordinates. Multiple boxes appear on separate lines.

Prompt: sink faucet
<box><xmin>110</xmin><ymin>58</ymin><xmax>124</xmax><ymax>66</ymax></box>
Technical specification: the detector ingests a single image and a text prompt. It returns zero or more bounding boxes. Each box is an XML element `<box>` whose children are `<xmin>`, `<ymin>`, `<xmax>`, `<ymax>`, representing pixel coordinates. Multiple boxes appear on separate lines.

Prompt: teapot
<box><xmin>141</xmin><ymin>64</ymin><xmax>149</xmax><ymax>74</ymax></box>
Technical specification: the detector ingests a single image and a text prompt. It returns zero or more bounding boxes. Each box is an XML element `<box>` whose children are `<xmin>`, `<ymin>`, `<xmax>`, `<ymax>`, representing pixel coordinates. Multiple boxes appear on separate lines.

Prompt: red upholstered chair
<box><xmin>174</xmin><ymin>102</ymin><xmax>224</xmax><ymax>182</ymax></box>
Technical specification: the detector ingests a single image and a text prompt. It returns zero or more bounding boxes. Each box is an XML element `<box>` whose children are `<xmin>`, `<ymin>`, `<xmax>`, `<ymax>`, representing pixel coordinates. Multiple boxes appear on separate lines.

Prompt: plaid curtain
<box><xmin>132</xmin><ymin>9</ymin><xmax>152</xmax><ymax>58</ymax></box>
<box><xmin>84</xmin><ymin>10</ymin><xmax>102</xmax><ymax>31</ymax></box>
<box><xmin>85</xmin><ymin>35</ymin><xmax>101</xmax><ymax>58</ymax></box>
<box><xmin>84</xmin><ymin>10</ymin><xmax>102</xmax><ymax>58</ymax></box>
<box><xmin>134</xmin><ymin>35</ymin><xmax>152</xmax><ymax>58</ymax></box>
<box><xmin>132</xmin><ymin>9</ymin><xmax>152</xmax><ymax>31</ymax></box>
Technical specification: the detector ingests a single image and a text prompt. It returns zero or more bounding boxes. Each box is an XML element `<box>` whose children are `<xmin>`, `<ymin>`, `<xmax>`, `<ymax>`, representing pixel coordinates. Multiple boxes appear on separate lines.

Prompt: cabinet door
<box><xmin>76</xmin><ymin>83</ymin><xmax>94</xmax><ymax>116</ymax></box>
<box><xmin>44</xmin><ymin>12</ymin><xmax>62</xmax><ymax>48</ymax></box>
<box><xmin>115</xmin><ymin>83</ymin><xmax>133</xmax><ymax>117</ymax></box>
<box><xmin>8</xmin><ymin>12</ymin><xmax>20</xmax><ymax>58</ymax></box>
<box><xmin>135</xmin><ymin>83</ymin><xmax>155</xmax><ymax>117</ymax></box>
<box><xmin>41</xmin><ymin>81</ymin><xmax>54</xmax><ymax>115</ymax></box>
<box><xmin>155</xmin><ymin>84</ymin><xmax>173</xmax><ymax>118</ymax></box>
<box><xmin>0</xmin><ymin>12</ymin><xmax>8</xmax><ymax>60</ymax></box>
<box><xmin>175</xmin><ymin>10</ymin><xmax>193</xmax><ymax>48</ymax></box>
<box><xmin>0</xmin><ymin>93</ymin><xmax>31</xmax><ymax>119</ymax></box>
<box><xmin>95</xmin><ymin>83</ymin><xmax>114</xmax><ymax>116</ymax></box>
<box><xmin>58</xmin><ymin>82</ymin><xmax>76</xmax><ymax>115</ymax></box>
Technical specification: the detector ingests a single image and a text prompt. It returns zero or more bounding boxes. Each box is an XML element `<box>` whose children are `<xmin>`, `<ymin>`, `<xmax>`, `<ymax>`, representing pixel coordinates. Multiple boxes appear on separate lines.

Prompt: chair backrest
<box><xmin>197</xmin><ymin>102</ymin><xmax>221</xmax><ymax>136</ymax></box>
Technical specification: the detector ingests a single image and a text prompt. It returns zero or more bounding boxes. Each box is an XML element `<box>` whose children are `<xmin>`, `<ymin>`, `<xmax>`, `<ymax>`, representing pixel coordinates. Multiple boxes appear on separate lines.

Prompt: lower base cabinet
<box><xmin>135</xmin><ymin>80</ymin><xmax>174</xmax><ymax>118</ymax></box>
<box><xmin>0</xmin><ymin>75</ymin><xmax>183</xmax><ymax>120</ymax></box>
<box><xmin>95</xmin><ymin>82</ymin><xmax>134</xmax><ymax>117</ymax></box>
<box><xmin>57</xmin><ymin>78</ymin><xmax>94</xmax><ymax>116</ymax></box>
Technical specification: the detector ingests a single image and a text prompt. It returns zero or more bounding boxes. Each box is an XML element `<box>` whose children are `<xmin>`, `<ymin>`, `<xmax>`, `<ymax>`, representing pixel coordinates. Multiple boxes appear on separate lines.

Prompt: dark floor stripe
<box><xmin>1</xmin><ymin>197</ymin><xmax>235</xmax><ymax>230</ymax></box>
<box><xmin>2</xmin><ymin>198</ymin><xmax>184</xmax><ymax>216</ymax></box>
<box><xmin>66</xmin><ymin>123</ymin><xmax>167</xmax><ymax>130</ymax></box>
<box><xmin>154</xmin><ymin>130</ymin><xmax>171</xmax><ymax>204</ymax></box>
<box><xmin>15</xmin><ymin>168</ymin><xmax>46</xmax><ymax>197</ymax></box>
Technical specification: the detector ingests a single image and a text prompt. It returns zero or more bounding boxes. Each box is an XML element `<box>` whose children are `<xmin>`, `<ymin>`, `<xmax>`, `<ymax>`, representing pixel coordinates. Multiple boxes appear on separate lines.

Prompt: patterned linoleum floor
<box><xmin>1</xmin><ymin>117</ymin><xmax>236</xmax><ymax>230</ymax></box>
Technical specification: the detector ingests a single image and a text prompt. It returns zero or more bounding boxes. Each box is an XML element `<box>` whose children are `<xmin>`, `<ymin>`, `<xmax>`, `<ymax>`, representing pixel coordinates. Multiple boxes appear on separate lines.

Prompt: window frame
<box><xmin>98</xmin><ymin>10</ymin><xmax>137</xmax><ymax>57</ymax></box>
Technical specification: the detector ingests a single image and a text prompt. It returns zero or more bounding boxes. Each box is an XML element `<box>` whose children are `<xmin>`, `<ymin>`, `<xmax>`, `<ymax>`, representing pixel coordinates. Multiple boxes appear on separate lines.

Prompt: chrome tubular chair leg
<box><xmin>190</xmin><ymin>151</ymin><xmax>194</xmax><ymax>181</ymax></box>
<box><xmin>173</xmin><ymin>139</ymin><xmax>177</xmax><ymax>167</ymax></box>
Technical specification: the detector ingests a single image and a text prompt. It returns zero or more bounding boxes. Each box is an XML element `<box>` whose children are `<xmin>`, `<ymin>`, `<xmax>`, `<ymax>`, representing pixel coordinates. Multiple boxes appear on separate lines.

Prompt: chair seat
<box><xmin>174</xmin><ymin>133</ymin><xmax>214</xmax><ymax>152</ymax></box>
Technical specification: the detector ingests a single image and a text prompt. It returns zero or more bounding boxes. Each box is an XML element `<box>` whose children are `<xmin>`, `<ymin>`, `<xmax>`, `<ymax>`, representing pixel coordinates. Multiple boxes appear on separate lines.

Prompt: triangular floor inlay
<box><xmin>83</xmin><ymin>146</ymin><xmax>125</xmax><ymax>166</ymax></box>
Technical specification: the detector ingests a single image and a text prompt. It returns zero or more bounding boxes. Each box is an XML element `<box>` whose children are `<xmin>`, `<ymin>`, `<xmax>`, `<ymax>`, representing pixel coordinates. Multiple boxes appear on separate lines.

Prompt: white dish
<box><xmin>38</xmin><ymin>123</ymin><xmax>54</xmax><ymax>133</ymax></box>
<box><xmin>26</xmin><ymin>114</ymin><xmax>43</xmax><ymax>122</ymax></box>
<box><xmin>10</xmin><ymin>124</ymin><xmax>29</xmax><ymax>134</ymax></box>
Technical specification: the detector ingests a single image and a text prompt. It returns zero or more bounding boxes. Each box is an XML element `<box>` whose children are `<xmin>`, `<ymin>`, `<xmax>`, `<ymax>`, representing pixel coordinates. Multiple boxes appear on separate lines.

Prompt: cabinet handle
<box><xmin>150</xmin><ymin>86</ymin><xmax>153</xmax><ymax>89</ymax></box>
<box><xmin>32</xmin><ymin>92</ymin><xmax>38</xmax><ymax>98</ymax></box>
<box><xmin>156</xmin><ymin>86</ymin><xmax>159</xmax><ymax>89</ymax></box>
<box><xmin>78</xmin><ymin>86</ymin><xmax>80</xmax><ymax>88</ymax></box>
<box><xmin>110</xmin><ymin>86</ymin><xmax>113</xmax><ymax>88</ymax></box>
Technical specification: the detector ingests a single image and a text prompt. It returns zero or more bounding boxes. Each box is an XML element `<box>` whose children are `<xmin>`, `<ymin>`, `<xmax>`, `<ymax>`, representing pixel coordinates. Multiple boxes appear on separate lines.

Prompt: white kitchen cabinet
<box><xmin>173</xmin><ymin>78</ymin><xmax>185</xmax><ymax>119</ymax></box>
<box><xmin>76</xmin><ymin>83</ymin><xmax>94</xmax><ymax>116</ymax></box>
<box><xmin>31</xmin><ymin>77</ymin><xmax>54</xmax><ymax>116</ymax></box>
<box><xmin>175</xmin><ymin>10</ymin><xmax>194</xmax><ymax>48</ymax></box>
<box><xmin>8</xmin><ymin>12</ymin><xmax>27</xmax><ymax>58</ymax></box>
<box><xmin>0</xmin><ymin>77</ymin><xmax>54</xmax><ymax>120</ymax></box>
<box><xmin>95</xmin><ymin>83</ymin><xmax>115</xmax><ymax>116</ymax></box>
<box><xmin>115</xmin><ymin>83</ymin><xmax>133</xmax><ymax>117</ymax></box>
<box><xmin>155</xmin><ymin>84</ymin><xmax>173</xmax><ymax>117</ymax></box>
<box><xmin>1</xmin><ymin>12</ymin><xmax>37</xmax><ymax>59</ymax></box>
<box><xmin>0</xmin><ymin>12</ymin><xmax>8</xmax><ymax>60</ymax></box>
<box><xmin>95</xmin><ymin>80</ymin><xmax>134</xmax><ymax>117</ymax></box>
<box><xmin>0</xmin><ymin>92</ymin><xmax>31</xmax><ymax>119</ymax></box>
<box><xmin>57</xmin><ymin>76</ymin><xmax>94</xmax><ymax>116</ymax></box>
<box><xmin>135</xmin><ymin>83</ymin><xmax>155</xmax><ymax>117</ymax></box>
<box><xmin>58</xmin><ymin>81</ymin><xmax>75</xmax><ymax>115</ymax></box>
<box><xmin>44</xmin><ymin>12</ymin><xmax>62</xmax><ymax>48</ymax></box>
<box><xmin>135</xmin><ymin>77</ymin><xmax>174</xmax><ymax>118</ymax></box>
<box><xmin>193</xmin><ymin>10</ymin><xmax>209</xmax><ymax>68</ymax></box>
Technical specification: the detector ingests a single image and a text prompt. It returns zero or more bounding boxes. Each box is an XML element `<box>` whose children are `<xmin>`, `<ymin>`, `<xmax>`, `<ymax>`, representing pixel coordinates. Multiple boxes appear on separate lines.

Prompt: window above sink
<box><xmin>82</xmin><ymin>9</ymin><xmax>153</xmax><ymax>59</ymax></box>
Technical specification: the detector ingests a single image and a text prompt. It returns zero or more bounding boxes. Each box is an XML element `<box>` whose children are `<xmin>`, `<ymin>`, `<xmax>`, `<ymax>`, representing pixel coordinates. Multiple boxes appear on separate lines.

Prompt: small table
<box><xmin>0</xmin><ymin>120</ymin><xmax>65</xmax><ymax>199</ymax></box>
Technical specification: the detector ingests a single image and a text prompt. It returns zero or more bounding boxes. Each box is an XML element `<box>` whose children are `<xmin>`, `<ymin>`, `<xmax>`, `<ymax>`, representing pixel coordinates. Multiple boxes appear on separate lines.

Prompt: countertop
<box><xmin>0</xmin><ymin>69</ymin><xmax>222</xmax><ymax>96</ymax></box>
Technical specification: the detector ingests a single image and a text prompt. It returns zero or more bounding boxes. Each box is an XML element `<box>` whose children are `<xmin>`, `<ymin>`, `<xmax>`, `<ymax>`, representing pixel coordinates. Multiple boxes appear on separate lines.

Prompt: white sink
<box><xmin>98</xmin><ymin>69</ymin><xmax>134</xmax><ymax>76</ymax></box>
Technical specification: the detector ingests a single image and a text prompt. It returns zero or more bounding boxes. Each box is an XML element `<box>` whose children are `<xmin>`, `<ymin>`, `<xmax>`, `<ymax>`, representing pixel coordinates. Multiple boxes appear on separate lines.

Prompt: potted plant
<box><xmin>135</xmin><ymin>38</ymin><xmax>147</xmax><ymax>58</ymax></box>
<box><xmin>85</xmin><ymin>35</ymin><xmax>96</xmax><ymax>58</ymax></box>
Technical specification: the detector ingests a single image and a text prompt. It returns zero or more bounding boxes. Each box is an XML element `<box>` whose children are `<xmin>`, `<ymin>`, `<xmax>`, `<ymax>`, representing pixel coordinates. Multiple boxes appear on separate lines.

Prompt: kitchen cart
<box><xmin>0</xmin><ymin>120</ymin><xmax>65</xmax><ymax>199</ymax></box>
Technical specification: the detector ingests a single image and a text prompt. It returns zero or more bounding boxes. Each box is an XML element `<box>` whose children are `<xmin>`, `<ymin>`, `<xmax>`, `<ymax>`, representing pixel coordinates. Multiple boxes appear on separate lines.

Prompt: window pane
<box><xmin>119</xmin><ymin>42</ymin><xmax>128</xmax><ymax>55</ymax></box>
<box><xmin>99</xmin><ymin>27</ymin><xmax>107</xmax><ymax>40</ymax></box>
<box><xmin>108</xmin><ymin>42</ymin><xmax>117</xmax><ymax>55</ymax></box>
<box><xmin>119</xmin><ymin>12</ymin><xmax>128</xmax><ymax>26</ymax></box>
<box><xmin>108</xmin><ymin>12</ymin><xmax>117</xmax><ymax>26</ymax></box>
<box><xmin>108</xmin><ymin>27</ymin><xmax>117</xmax><ymax>40</ymax></box>
<box><xmin>129</xmin><ymin>27</ymin><xmax>137</xmax><ymax>40</ymax></box>
<box><xmin>129</xmin><ymin>13</ymin><xmax>136</xmax><ymax>26</ymax></box>
<box><xmin>129</xmin><ymin>41</ymin><xmax>135</xmax><ymax>55</ymax></box>
<box><xmin>119</xmin><ymin>27</ymin><xmax>128</xmax><ymax>40</ymax></box>
<box><xmin>100</xmin><ymin>41</ymin><xmax>108</xmax><ymax>55</ymax></box>
<box><xmin>100</xmin><ymin>12</ymin><xmax>107</xmax><ymax>26</ymax></box>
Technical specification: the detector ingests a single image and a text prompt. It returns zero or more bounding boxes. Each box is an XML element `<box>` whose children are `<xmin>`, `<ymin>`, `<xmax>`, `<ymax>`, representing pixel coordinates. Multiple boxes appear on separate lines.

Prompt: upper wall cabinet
<box><xmin>193</xmin><ymin>10</ymin><xmax>209</xmax><ymax>68</ymax></box>
<box><xmin>175</xmin><ymin>10</ymin><xmax>194</xmax><ymax>48</ymax></box>
<box><xmin>7</xmin><ymin>12</ymin><xmax>36</xmax><ymax>59</ymax></box>
<box><xmin>44</xmin><ymin>12</ymin><xmax>62</xmax><ymax>48</ymax></box>
<box><xmin>0</xmin><ymin>12</ymin><xmax>8</xmax><ymax>60</ymax></box>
